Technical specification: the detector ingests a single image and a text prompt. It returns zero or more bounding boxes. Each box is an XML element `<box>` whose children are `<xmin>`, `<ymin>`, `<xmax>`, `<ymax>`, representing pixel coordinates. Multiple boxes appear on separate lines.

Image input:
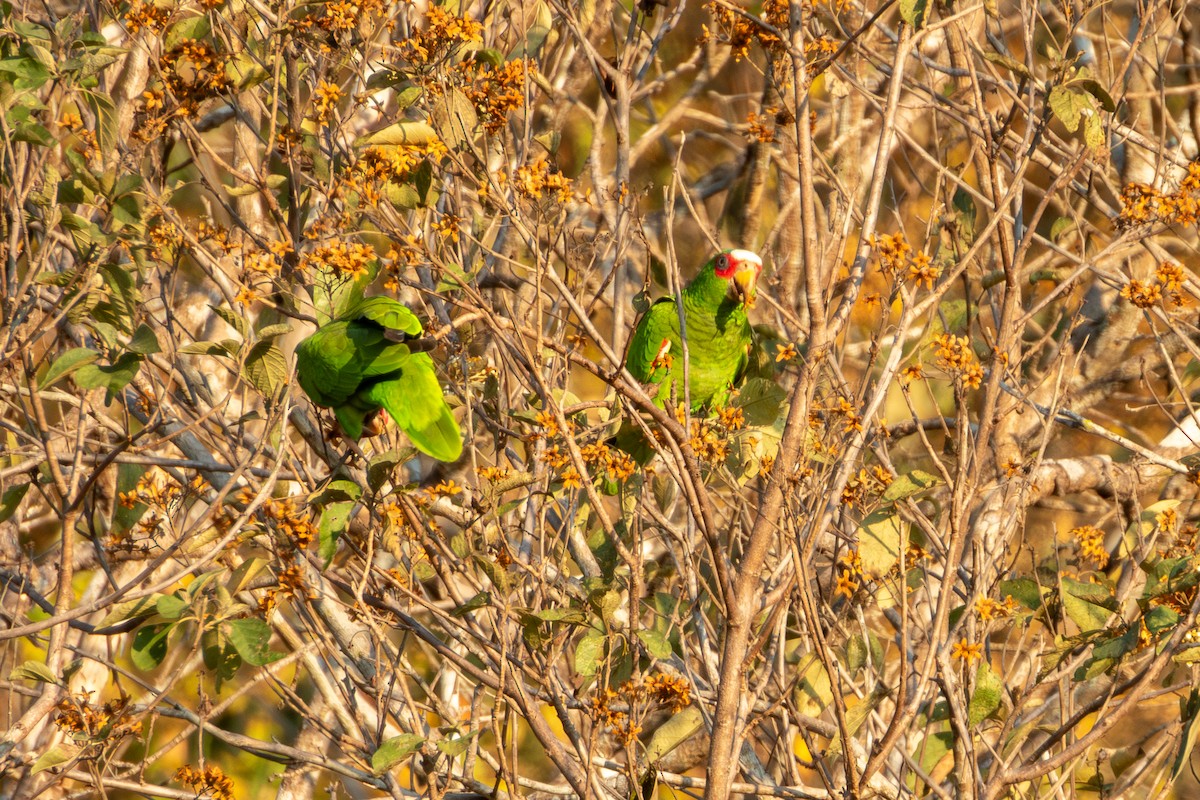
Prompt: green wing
<box><xmin>363</xmin><ymin>353</ymin><xmax>463</xmax><ymax>462</ymax></box>
<box><xmin>625</xmin><ymin>298</ymin><xmax>679</xmax><ymax>388</ymax></box>
<box><xmin>295</xmin><ymin>322</ymin><xmax>364</xmax><ymax>408</ymax></box>
<box><xmin>296</xmin><ymin>295</ymin><xmax>461</xmax><ymax>460</ymax></box>
<box><xmin>347</xmin><ymin>296</ymin><xmax>423</xmax><ymax>336</ymax></box>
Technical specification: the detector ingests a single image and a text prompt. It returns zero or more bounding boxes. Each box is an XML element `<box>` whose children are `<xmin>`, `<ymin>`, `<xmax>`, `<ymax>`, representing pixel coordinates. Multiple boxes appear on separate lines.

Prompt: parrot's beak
<box><xmin>730</xmin><ymin>253</ymin><xmax>762</xmax><ymax>310</ymax></box>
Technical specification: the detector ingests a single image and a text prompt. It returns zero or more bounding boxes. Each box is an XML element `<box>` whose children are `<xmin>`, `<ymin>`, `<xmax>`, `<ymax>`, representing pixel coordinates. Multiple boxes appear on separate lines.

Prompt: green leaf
<box><xmin>1060</xmin><ymin>579</ymin><xmax>1112</xmax><ymax>633</ymax></box>
<box><xmin>999</xmin><ymin>578</ymin><xmax>1042</xmax><ymax>611</ymax></box>
<box><xmin>882</xmin><ymin>469</ymin><xmax>941</xmax><ymax>502</ymax></box>
<box><xmin>1144</xmin><ymin>604</ymin><xmax>1180</xmax><ymax>635</ymax></box>
<box><xmin>211</xmin><ymin>304</ymin><xmax>248</xmax><ymax>340</ymax></box>
<box><xmin>916</xmin><ymin>731</ymin><xmax>954</xmax><ymax>777</ymax></box>
<box><xmin>10</xmin><ymin>660</ymin><xmax>58</xmax><ymax>684</ymax></box>
<box><xmin>81</xmin><ymin>89</ymin><xmax>117</xmax><ymax>157</ymax></box>
<box><xmin>1143</xmin><ymin>557</ymin><xmax>1200</xmax><ymax>599</ymax></box>
<box><xmin>358</xmin><ymin>122</ymin><xmax>439</xmax><ymax>147</ymax></box>
<box><xmin>367</xmin><ymin>449</ymin><xmax>407</xmax><ymax>491</ymax></box>
<box><xmin>1049</xmin><ymin>217</ymin><xmax>1074</xmax><ymax>242</ymax></box>
<box><xmin>156</xmin><ymin>594</ymin><xmax>189</xmax><ymax>620</ymax></box>
<box><xmin>41</xmin><ymin>347</ymin><xmax>100</xmax><ymax>388</ymax></box>
<box><xmin>0</xmin><ymin>482</ymin><xmax>30</xmax><ymax>524</ymax></box>
<box><xmin>636</xmin><ymin>628</ymin><xmax>673</xmax><ymax>659</ymax></box>
<box><xmin>1077</xmin><ymin>78</ymin><xmax>1116</xmax><ymax>112</ymax></box>
<box><xmin>226</xmin><ymin>557</ymin><xmax>269</xmax><ymax>594</ymax></box>
<box><xmin>255</xmin><ymin>322</ymin><xmax>293</xmax><ymax>341</ymax></box>
<box><xmin>474</xmin><ymin>554</ymin><xmax>511</xmax><ymax>595</ymax></box>
<box><xmin>574</xmin><ymin>629</ymin><xmax>606</xmax><ymax>677</ymax></box>
<box><xmin>968</xmin><ymin>661</ymin><xmax>1002</xmax><ymax>725</ymax></box>
<box><xmin>1171</xmin><ymin>689</ymin><xmax>1200</xmax><ymax>785</ymax></box>
<box><xmin>178</xmin><ymin>339</ymin><xmax>239</xmax><ymax>357</ymax></box>
<box><xmin>858</xmin><ymin>510</ymin><xmax>906</xmax><ymax>579</ymax></box>
<box><xmin>226</xmin><ymin>617</ymin><xmax>275</xmax><ymax>666</ymax></box>
<box><xmin>1084</xmin><ymin>113</ymin><xmax>1104</xmax><ymax>150</ymax></box>
<box><xmin>898</xmin><ymin>0</ymin><xmax>928</xmax><ymax>27</ymax></box>
<box><xmin>371</xmin><ymin>733</ymin><xmax>425</xmax><ymax>774</ymax></box>
<box><xmin>318</xmin><ymin>501</ymin><xmax>354</xmax><ymax>563</ymax></box>
<box><xmin>733</xmin><ymin>377</ymin><xmax>787</xmax><ymax>426</ymax></box>
<box><xmin>203</xmin><ymin>631</ymin><xmax>242</xmax><ymax>688</ymax></box>
<box><xmin>31</xmin><ymin>744</ymin><xmax>79</xmax><ymax>774</ymax></box>
<box><xmin>430</xmin><ymin>88</ymin><xmax>478</xmax><ymax>150</ymax></box>
<box><xmin>436</xmin><ymin>730</ymin><xmax>480</xmax><ymax>758</ymax></box>
<box><xmin>644</xmin><ymin>705</ymin><xmax>703</xmax><ymax>763</ymax></box>
<box><xmin>243</xmin><ymin>340</ymin><xmax>287</xmax><ymax>398</ymax></box>
<box><xmin>845</xmin><ymin>633</ymin><xmax>884</xmax><ymax>674</ymax></box>
<box><xmin>451</xmin><ymin>591</ymin><xmax>491</xmax><ymax>617</ymax></box>
<box><xmin>75</xmin><ymin>352</ymin><xmax>142</xmax><ymax>398</ymax></box>
<box><xmin>1091</xmin><ymin>625</ymin><xmax>1139</xmax><ymax>662</ymax></box>
<box><xmin>127</xmin><ymin>323</ymin><xmax>161</xmax><ymax>355</ymax></box>
<box><xmin>164</xmin><ymin>14</ymin><xmax>212</xmax><ymax>51</ymax></box>
<box><xmin>793</xmin><ymin>653</ymin><xmax>832</xmax><ymax>717</ymax></box>
<box><xmin>97</xmin><ymin>595</ymin><xmax>162</xmax><ymax>627</ymax></box>
<box><xmin>131</xmin><ymin>622</ymin><xmax>173</xmax><ymax>670</ymax></box>
<box><xmin>395</xmin><ymin>86</ymin><xmax>423</xmax><ymax>110</ymax></box>
<box><xmin>1048</xmin><ymin>85</ymin><xmax>1092</xmax><ymax>133</ymax></box>
<box><xmin>311</xmin><ymin>478</ymin><xmax>362</xmax><ymax>505</ymax></box>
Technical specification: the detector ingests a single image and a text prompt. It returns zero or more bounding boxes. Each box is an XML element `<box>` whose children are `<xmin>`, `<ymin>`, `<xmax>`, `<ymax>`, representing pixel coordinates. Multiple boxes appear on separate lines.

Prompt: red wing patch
<box><xmin>651</xmin><ymin>338</ymin><xmax>673</xmax><ymax>370</ymax></box>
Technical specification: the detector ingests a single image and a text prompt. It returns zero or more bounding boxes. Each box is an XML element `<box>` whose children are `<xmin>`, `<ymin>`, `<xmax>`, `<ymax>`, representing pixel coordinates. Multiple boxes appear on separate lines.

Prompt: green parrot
<box><xmin>624</xmin><ymin>248</ymin><xmax>763</xmax><ymax>410</ymax></box>
<box><xmin>295</xmin><ymin>296</ymin><xmax>463</xmax><ymax>462</ymax></box>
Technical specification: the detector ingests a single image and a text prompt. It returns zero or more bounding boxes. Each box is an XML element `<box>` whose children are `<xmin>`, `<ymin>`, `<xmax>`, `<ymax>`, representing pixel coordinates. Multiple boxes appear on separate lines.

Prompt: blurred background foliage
<box><xmin>6</xmin><ymin>0</ymin><xmax>1200</xmax><ymax>798</ymax></box>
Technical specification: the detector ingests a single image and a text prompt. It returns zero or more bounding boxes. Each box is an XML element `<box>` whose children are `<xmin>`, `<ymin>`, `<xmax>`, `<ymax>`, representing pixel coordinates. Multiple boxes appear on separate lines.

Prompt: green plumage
<box><xmin>295</xmin><ymin>296</ymin><xmax>463</xmax><ymax>462</ymax></box>
<box><xmin>624</xmin><ymin>251</ymin><xmax>758</xmax><ymax>410</ymax></box>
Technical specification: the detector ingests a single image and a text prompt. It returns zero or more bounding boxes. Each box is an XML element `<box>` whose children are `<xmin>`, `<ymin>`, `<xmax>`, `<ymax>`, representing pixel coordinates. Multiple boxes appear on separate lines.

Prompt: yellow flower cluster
<box><xmin>123</xmin><ymin>1</ymin><xmax>170</xmax><ymax>35</ymax></box>
<box><xmin>702</xmin><ymin>0</ymin><xmax>789</xmax><ymax>60</ymax></box>
<box><xmin>589</xmin><ymin>672</ymin><xmax>693</xmax><ymax>745</ymax></box>
<box><xmin>301</xmin><ymin>240</ymin><xmax>375</xmax><ymax>278</ymax></box>
<box><xmin>312</xmin><ymin>80</ymin><xmax>342</xmax><ymax>124</ymax></box>
<box><xmin>462</xmin><ymin>59</ymin><xmax>529</xmax><ymax>135</ymax></box>
<box><xmin>839</xmin><ymin>466</ymin><xmax>892</xmax><ymax>509</ymax></box>
<box><xmin>747</xmin><ymin>108</ymin><xmax>777</xmax><ymax>143</ymax></box>
<box><xmin>341</xmin><ymin>142</ymin><xmax>447</xmax><ymax>206</ymax></box>
<box><xmin>873</xmin><ymin>231</ymin><xmax>939</xmax><ymax>288</ymax></box>
<box><xmin>175</xmin><ymin>765</ymin><xmax>234</xmax><ymax>800</ymax></box>
<box><xmin>580</xmin><ymin>441</ymin><xmax>636</xmax><ymax>483</ymax></box>
<box><xmin>835</xmin><ymin>549</ymin><xmax>861</xmax><ymax>599</ymax></box>
<box><xmin>119</xmin><ymin>469</ymin><xmax>183</xmax><ymax>511</ymax></box>
<box><xmin>932</xmin><ymin>333</ymin><xmax>983</xmax><ymax>390</ymax></box>
<box><xmin>976</xmin><ymin>595</ymin><xmax>1019</xmax><ymax>621</ymax></box>
<box><xmin>950</xmin><ymin>638</ymin><xmax>983</xmax><ymax>663</ymax></box>
<box><xmin>507</xmin><ymin>157</ymin><xmax>574</xmax><ymax>203</ymax></box>
<box><xmin>398</xmin><ymin>6</ymin><xmax>483</xmax><ymax>68</ymax></box>
<box><xmin>1117</xmin><ymin>163</ymin><xmax>1200</xmax><ymax>227</ymax></box>
<box><xmin>263</xmin><ymin>497</ymin><xmax>317</xmax><ymax>550</ymax></box>
<box><xmin>55</xmin><ymin>693</ymin><xmax>142</xmax><ymax>740</ymax></box>
<box><xmin>1120</xmin><ymin>261</ymin><xmax>1189</xmax><ymax>309</ymax></box>
<box><xmin>1071</xmin><ymin>524</ymin><xmax>1108</xmax><ymax>567</ymax></box>
<box><xmin>159</xmin><ymin>40</ymin><xmax>232</xmax><ymax>116</ymax></box>
<box><xmin>313</xmin><ymin>0</ymin><xmax>388</xmax><ymax>34</ymax></box>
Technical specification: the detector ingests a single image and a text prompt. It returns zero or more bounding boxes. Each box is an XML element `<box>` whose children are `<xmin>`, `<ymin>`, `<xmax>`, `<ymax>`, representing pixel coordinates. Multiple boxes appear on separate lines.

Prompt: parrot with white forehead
<box><xmin>624</xmin><ymin>248</ymin><xmax>763</xmax><ymax>410</ymax></box>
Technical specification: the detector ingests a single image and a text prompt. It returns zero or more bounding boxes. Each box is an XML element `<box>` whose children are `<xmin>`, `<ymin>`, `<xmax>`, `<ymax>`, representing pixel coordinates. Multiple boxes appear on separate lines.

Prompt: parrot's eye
<box><xmin>716</xmin><ymin>254</ymin><xmax>729</xmax><ymax>270</ymax></box>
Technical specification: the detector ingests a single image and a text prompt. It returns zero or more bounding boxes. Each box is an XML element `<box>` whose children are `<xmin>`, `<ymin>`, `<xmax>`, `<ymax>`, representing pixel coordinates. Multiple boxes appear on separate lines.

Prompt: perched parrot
<box><xmin>295</xmin><ymin>296</ymin><xmax>463</xmax><ymax>462</ymax></box>
<box><xmin>624</xmin><ymin>248</ymin><xmax>763</xmax><ymax>410</ymax></box>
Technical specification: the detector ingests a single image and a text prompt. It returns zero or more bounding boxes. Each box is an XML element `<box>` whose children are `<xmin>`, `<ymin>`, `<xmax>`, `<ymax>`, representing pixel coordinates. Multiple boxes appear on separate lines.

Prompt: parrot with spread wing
<box><xmin>624</xmin><ymin>248</ymin><xmax>763</xmax><ymax>410</ymax></box>
<box><xmin>295</xmin><ymin>296</ymin><xmax>462</xmax><ymax>462</ymax></box>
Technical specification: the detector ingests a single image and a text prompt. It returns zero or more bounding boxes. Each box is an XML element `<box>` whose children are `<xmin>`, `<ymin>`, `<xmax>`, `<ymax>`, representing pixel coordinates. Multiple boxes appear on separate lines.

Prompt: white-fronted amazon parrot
<box><xmin>295</xmin><ymin>296</ymin><xmax>463</xmax><ymax>462</ymax></box>
<box><xmin>624</xmin><ymin>248</ymin><xmax>763</xmax><ymax>410</ymax></box>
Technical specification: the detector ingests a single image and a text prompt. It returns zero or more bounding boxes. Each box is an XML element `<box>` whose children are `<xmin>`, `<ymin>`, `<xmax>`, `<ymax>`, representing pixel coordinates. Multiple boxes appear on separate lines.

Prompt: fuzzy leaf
<box><xmin>372</xmin><ymin>734</ymin><xmax>425</xmax><ymax>774</ymax></box>
<box><xmin>968</xmin><ymin>661</ymin><xmax>1002</xmax><ymax>725</ymax></box>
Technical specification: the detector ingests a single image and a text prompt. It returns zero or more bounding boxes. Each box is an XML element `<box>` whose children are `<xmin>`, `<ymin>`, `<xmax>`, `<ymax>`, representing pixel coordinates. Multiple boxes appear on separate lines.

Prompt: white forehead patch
<box><xmin>728</xmin><ymin>249</ymin><xmax>762</xmax><ymax>267</ymax></box>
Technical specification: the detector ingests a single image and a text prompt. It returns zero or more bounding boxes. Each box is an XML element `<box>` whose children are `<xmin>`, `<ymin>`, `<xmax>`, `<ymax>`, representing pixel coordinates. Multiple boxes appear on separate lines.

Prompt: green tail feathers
<box><xmin>361</xmin><ymin>355</ymin><xmax>463</xmax><ymax>463</ymax></box>
<box><xmin>294</xmin><ymin>295</ymin><xmax>463</xmax><ymax>462</ymax></box>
